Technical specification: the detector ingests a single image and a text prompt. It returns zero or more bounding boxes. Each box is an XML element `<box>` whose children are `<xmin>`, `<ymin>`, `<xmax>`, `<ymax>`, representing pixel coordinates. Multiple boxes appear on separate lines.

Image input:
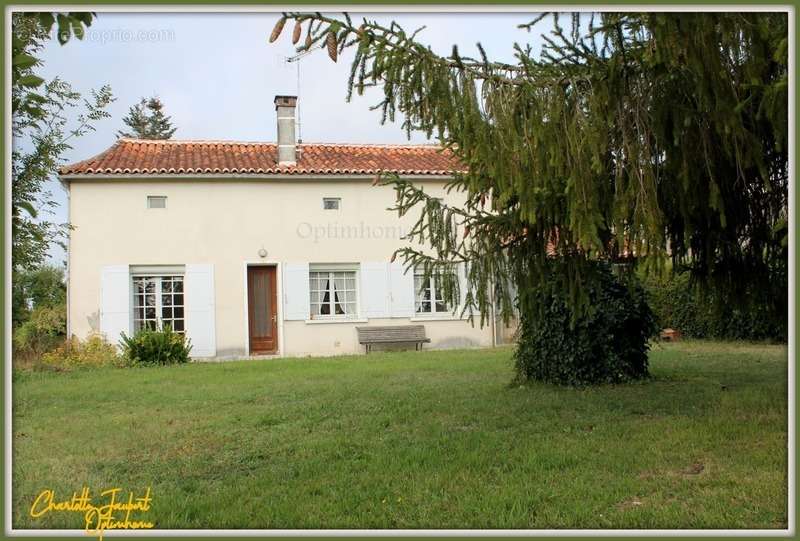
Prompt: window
<box><xmin>147</xmin><ymin>196</ymin><xmax>167</xmax><ymax>209</ymax></box>
<box><xmin>132</xmin><ymin>275</ymin><xmax>184</xmax><ymax>332</ymax></box>
<box><xmin>414</xmin><ymin>270</ymin><xmax>452</xmax><ymax>315</ymax></box>
<box><xmin>322</xmin><ymin>197</ymin><xmax>340</xmax><ymax>210</ymax></box>
<box><xmin>309</xmin><ymin>269</ymin><xmax>357</xmax><ymax>318</ymax></box>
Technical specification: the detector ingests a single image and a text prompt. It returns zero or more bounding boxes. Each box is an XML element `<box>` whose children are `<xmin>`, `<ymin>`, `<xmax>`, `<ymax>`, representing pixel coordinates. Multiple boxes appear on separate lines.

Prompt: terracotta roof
<box><xmin>59</xmin><ymin>138</ymin><xmax>461</xmax><ymax>177</ymax></box>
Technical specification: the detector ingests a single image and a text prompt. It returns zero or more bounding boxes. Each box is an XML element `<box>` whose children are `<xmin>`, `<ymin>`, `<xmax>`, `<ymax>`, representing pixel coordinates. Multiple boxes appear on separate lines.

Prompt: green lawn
<box><xmin>12</xmin><ymin>341</ymin><xmax>787</xmax><ymax>529</ymax></box>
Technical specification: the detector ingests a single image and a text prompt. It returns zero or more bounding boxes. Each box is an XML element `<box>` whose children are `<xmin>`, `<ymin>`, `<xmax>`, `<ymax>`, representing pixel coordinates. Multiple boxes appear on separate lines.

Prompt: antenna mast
<box><xmin>285</xmin><ymin>43</ymin><xmax>322</xmax><ymax>144</ymax></box>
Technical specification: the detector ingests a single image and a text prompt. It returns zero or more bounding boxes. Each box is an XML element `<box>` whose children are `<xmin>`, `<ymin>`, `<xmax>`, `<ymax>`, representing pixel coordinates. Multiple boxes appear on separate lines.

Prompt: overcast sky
<box><xmin>31</xmin><ymin>11</ymin><xmax>549</xmax><ymax>264</ymax></box>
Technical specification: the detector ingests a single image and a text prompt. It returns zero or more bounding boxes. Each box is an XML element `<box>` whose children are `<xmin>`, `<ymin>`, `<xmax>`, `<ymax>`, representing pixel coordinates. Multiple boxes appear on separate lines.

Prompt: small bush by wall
<box><xmin>41</xmin><ymin>335</ymin><xmax>123</xmax><ymax>370</ymax></box>
<box><xmin>120</xmin><ymin>326</ymin><xmax>192</xmax><ymax>366</ymax></box>
<box><xmin>514</xmin><ymin>262</ymin><xmax>658</xmax><ymax>386</ymax></box>
<box><xmin>642</xmin><ymin>272</ymin><xmax>787</xmax><ymax>342</ymax></box>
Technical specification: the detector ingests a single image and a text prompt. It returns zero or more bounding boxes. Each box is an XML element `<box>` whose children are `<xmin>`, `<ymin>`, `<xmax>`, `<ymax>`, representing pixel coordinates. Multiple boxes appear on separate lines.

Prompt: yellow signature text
<box><xmin>30</xmin><ymin>487</ymin><xmax>154</xmax><ymax>540</ymax></box>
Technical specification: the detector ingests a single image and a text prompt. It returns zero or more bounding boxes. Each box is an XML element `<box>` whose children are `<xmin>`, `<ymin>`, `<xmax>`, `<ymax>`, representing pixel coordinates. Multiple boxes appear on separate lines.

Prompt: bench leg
<box><xmin>363</xmin><ymin>341</ymin><xmax>427</xmax><ymax>353</ymax></box>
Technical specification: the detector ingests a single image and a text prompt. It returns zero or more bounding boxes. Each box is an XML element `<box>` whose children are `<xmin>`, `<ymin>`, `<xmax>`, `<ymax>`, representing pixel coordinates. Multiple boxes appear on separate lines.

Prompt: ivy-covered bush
<box><xmin>514</xmin><ymin>263</ymin><xmax>658</xmax><ymax>386</ymax></box>
<box><xmin>41</xmin><ymin>334</ymin><xmax>122</xmax><ymax>370</ymax></box>
<box><xmin>642</xmin><ymin>272</ymin><xmax>787</xmax><ymax>342</ymax></box>
<box><xmin>120</xmin><ymin>326</ymin><xmax>192</xmax><ymax>366</ymax></box>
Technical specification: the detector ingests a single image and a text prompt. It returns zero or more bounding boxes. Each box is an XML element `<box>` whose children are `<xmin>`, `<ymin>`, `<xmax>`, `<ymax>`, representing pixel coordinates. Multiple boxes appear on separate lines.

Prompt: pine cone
<box><xmin>269</xmin><ymin>17</ymin><xmax>286</xmax><ymax>43</ymax></box>
<box><xmin>305</xmin><ymin>29</ymin><xmax>312</xmax><ymax>49</ymax></box>
<box><xmin>326</xmin><ymin>31</ymin><xmax>338</xmax><ymax>62</ymax></box>
<box><xmin>292</xmin><ymin>21</ymin><xmax>302</xmax><ymax>44</ymax></box>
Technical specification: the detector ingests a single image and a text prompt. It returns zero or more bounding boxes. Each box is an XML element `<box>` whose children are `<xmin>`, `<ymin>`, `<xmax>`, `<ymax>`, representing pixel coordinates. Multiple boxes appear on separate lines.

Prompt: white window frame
<box><xmin>132</xmin><ymin>274</ymin><xmax>185</xmax><ymax>333</ymax></box>
<box><xmin>413</xmin><ymin>269</ymin><xmax>454</xmax><ymax>316</ymax></box>
<box><xmin>322</xmin><ymin>197</ymin><xmax>341</xmax><ymax>210</ymax></box>
<box><xmin>308</xmin><ymin>265</ymin><xmax>360</xmax><ymax>320</ymax></box>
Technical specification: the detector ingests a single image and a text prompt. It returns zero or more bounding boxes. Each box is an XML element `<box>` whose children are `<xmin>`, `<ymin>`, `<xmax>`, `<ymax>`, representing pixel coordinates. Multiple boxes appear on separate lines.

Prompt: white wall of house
<box><xmin>67</xmin><ymin>177</ymin><xmax>494</xmax><ymax>358</ymax></box>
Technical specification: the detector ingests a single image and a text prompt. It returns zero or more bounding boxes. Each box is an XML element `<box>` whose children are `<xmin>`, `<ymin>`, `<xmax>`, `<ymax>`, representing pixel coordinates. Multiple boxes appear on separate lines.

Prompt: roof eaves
<box><xmin>58</xmin><ymin>172</ymin><xmax>458</xmax><ymax>182</ymax></box>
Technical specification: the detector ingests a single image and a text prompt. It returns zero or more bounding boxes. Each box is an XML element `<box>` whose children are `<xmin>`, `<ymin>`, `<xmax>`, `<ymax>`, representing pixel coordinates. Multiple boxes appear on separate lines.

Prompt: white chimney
<box><xmin>274</xmin><ymin>95</ymin><xmax>297</xmax><ymax>165</ymax></box>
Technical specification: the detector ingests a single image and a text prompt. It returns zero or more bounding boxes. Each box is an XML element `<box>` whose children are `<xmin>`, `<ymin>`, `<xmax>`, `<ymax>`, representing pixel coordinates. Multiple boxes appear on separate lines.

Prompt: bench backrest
<box><xmin>356</xmin><ymin>325</ymin><xmax>428</xmax><ymax>343</ymax></box>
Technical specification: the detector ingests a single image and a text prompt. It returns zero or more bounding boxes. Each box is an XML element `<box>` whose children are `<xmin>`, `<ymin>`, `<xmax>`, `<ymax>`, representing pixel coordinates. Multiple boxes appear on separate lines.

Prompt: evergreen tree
<box><xmin>117</xmin><ymin>98</ymin><xmax>148</xmax><ymax>139</ymax></box>
<box><xmin>273</xmin><ymin>13</ymin><xmax>788</xmax><ymax>382</ymax></box>
<box><xmin>145</xmin><ymin>97</ymin><xmax>177</xmax><ymax>139</ymax></box>
<box><xmin>118</xmin><ymin>96</ymin><xmax>177</xmax><ymax>139</ymax></box>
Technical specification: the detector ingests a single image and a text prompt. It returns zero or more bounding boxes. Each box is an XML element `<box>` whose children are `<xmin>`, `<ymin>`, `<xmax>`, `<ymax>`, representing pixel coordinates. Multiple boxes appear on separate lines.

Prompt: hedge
<box><xmin>642</xmin><ymin>271</ymin><xmax>786</xmax><ymax>342</ymax></box>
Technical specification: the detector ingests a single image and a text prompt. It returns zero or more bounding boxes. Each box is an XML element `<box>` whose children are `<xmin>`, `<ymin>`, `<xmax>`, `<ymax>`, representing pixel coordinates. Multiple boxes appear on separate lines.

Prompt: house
<box><xmin>59</xmin><ymin>96</ymin><xmax>504</xmax><ymax>358</ymax></box>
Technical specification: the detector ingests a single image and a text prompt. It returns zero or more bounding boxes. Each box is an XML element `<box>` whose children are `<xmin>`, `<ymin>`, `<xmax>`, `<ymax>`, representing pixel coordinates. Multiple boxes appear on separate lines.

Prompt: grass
<box><xmin>12</xmin><ymin>340</ymin><xmax>787</xmax><ymax>530</ymax></box>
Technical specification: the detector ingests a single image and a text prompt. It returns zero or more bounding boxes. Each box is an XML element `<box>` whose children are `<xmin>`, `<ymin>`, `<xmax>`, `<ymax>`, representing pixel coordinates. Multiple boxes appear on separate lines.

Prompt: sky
<box><xmin>31</xmin><ymin>11</ymin><xmax>550</xmax><ymax>264</ymax></box>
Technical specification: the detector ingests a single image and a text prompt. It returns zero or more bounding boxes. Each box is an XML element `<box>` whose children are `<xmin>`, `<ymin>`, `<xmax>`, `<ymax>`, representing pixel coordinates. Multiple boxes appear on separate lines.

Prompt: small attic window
<box><xmin>147</xmin><ymin>196</ymin><xmax>167</xmax><ymax>209</ymax></box>
<box><xmin>323</xmin><ymin>197</ymin><xmax>341</xmax><ymax>210</ymax></box>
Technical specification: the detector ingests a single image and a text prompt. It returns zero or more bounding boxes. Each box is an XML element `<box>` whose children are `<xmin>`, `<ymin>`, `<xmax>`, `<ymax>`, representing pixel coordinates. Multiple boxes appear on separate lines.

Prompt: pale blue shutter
<box><xmin>388</xmin><ymin>262</ymin><xmax>415</xmax><ymax>318</ymax></box>
<box><xmin>282</xmin><ymin>263</ymin><xmax>310</xmax><ymax>321</ymax></box>
<box><xmin>101</xmin><ymin>265</ymin><xmax>131</xmax><ymax>346</ymax></box>
<box><xmin>360</xmin><ymin>262</ymin><xmax>390</xmax><ymax>318</ymax></box>
<box><xmin>184</xmin><ymin>264</ymin><xmax>216</xmax><ymax>358</ymax></box>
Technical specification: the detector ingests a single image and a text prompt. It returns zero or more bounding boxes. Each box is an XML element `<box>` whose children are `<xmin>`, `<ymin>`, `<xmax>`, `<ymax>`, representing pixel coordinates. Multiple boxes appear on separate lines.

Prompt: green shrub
<box><xmin>514</xmin><ymin>262</ymin><xmax>658</xmax><ymax>386</ymax></box>
<box><xmin>120</xmin><ymin>326</ymin><xmax>192</xmax><ymax>366</ymax></box>
<box><xmin>642</xmin><ymin>271</ymin><xmax>787</xmax><ymax>342</ymax></box>
<box><xmin>41</xmin><ymin>334</ymin><xmax>123</xmax><ymax>370</ymax></box>
<box><xmin>13</xmin><ymin>265</ymin><xmax>67</xmax><ymax>328</ymax></box>
<box><xmin>13</xmin><ymin>303</ymin><xmax>67</xmax><ymax>359</ymax></box>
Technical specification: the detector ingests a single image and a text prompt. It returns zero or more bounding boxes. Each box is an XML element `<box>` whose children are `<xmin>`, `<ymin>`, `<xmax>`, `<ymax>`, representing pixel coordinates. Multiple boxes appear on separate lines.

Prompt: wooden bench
<box><xmin>356</xmin><ymin>325</ymin><xmax>431</xmax><ymax>354</ymax></box>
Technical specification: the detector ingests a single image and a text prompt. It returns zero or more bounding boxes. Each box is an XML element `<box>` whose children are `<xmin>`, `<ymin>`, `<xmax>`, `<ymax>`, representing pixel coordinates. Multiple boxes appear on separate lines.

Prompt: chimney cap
<box><xmin>274</xmin><ymin>95</ymin><xmax>297</xmax><ymax>108</ymax></box>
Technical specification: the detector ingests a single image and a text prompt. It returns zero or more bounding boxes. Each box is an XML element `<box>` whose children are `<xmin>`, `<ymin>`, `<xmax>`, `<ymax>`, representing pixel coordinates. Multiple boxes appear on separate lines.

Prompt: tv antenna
<box><xmin>286</xmin><ymin>43</ymin><xmax>323</xmax><ymax>63</ymax></box>
<box><xmin>285</xmin><ymin>44</ymin><xmax>323</xmax><ymax>143</ymax></box>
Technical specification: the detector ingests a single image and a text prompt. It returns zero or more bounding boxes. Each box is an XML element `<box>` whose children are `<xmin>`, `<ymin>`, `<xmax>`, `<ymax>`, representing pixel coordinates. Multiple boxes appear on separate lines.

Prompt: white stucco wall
<box><xmin>66</xmin><ymin>177</ymin><xmax>495</xmax><ymax>358</ymax></box>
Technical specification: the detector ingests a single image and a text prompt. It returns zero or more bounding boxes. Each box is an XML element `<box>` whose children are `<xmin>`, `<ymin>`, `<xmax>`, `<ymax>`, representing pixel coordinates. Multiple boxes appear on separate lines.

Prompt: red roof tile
<box><xmin>60</xmin><ymin>139</ymin><xmax>462</xmax><ymax>177</ymax></box>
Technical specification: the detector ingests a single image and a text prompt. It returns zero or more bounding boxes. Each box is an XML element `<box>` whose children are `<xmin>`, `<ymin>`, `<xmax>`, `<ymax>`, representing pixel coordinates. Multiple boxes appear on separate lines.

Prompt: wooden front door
<box><xmin>247</xmin><ymin>266</ymin><xmax>278</xmax><ymax>354</ymax></box>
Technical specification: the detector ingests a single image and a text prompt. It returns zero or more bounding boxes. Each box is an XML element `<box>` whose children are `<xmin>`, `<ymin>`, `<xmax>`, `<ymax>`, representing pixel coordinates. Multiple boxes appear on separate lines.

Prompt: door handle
<box><xmin>271</xmin><ymin>315</ymin><xmax>277</xmax><ymax>323</ymax></box>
